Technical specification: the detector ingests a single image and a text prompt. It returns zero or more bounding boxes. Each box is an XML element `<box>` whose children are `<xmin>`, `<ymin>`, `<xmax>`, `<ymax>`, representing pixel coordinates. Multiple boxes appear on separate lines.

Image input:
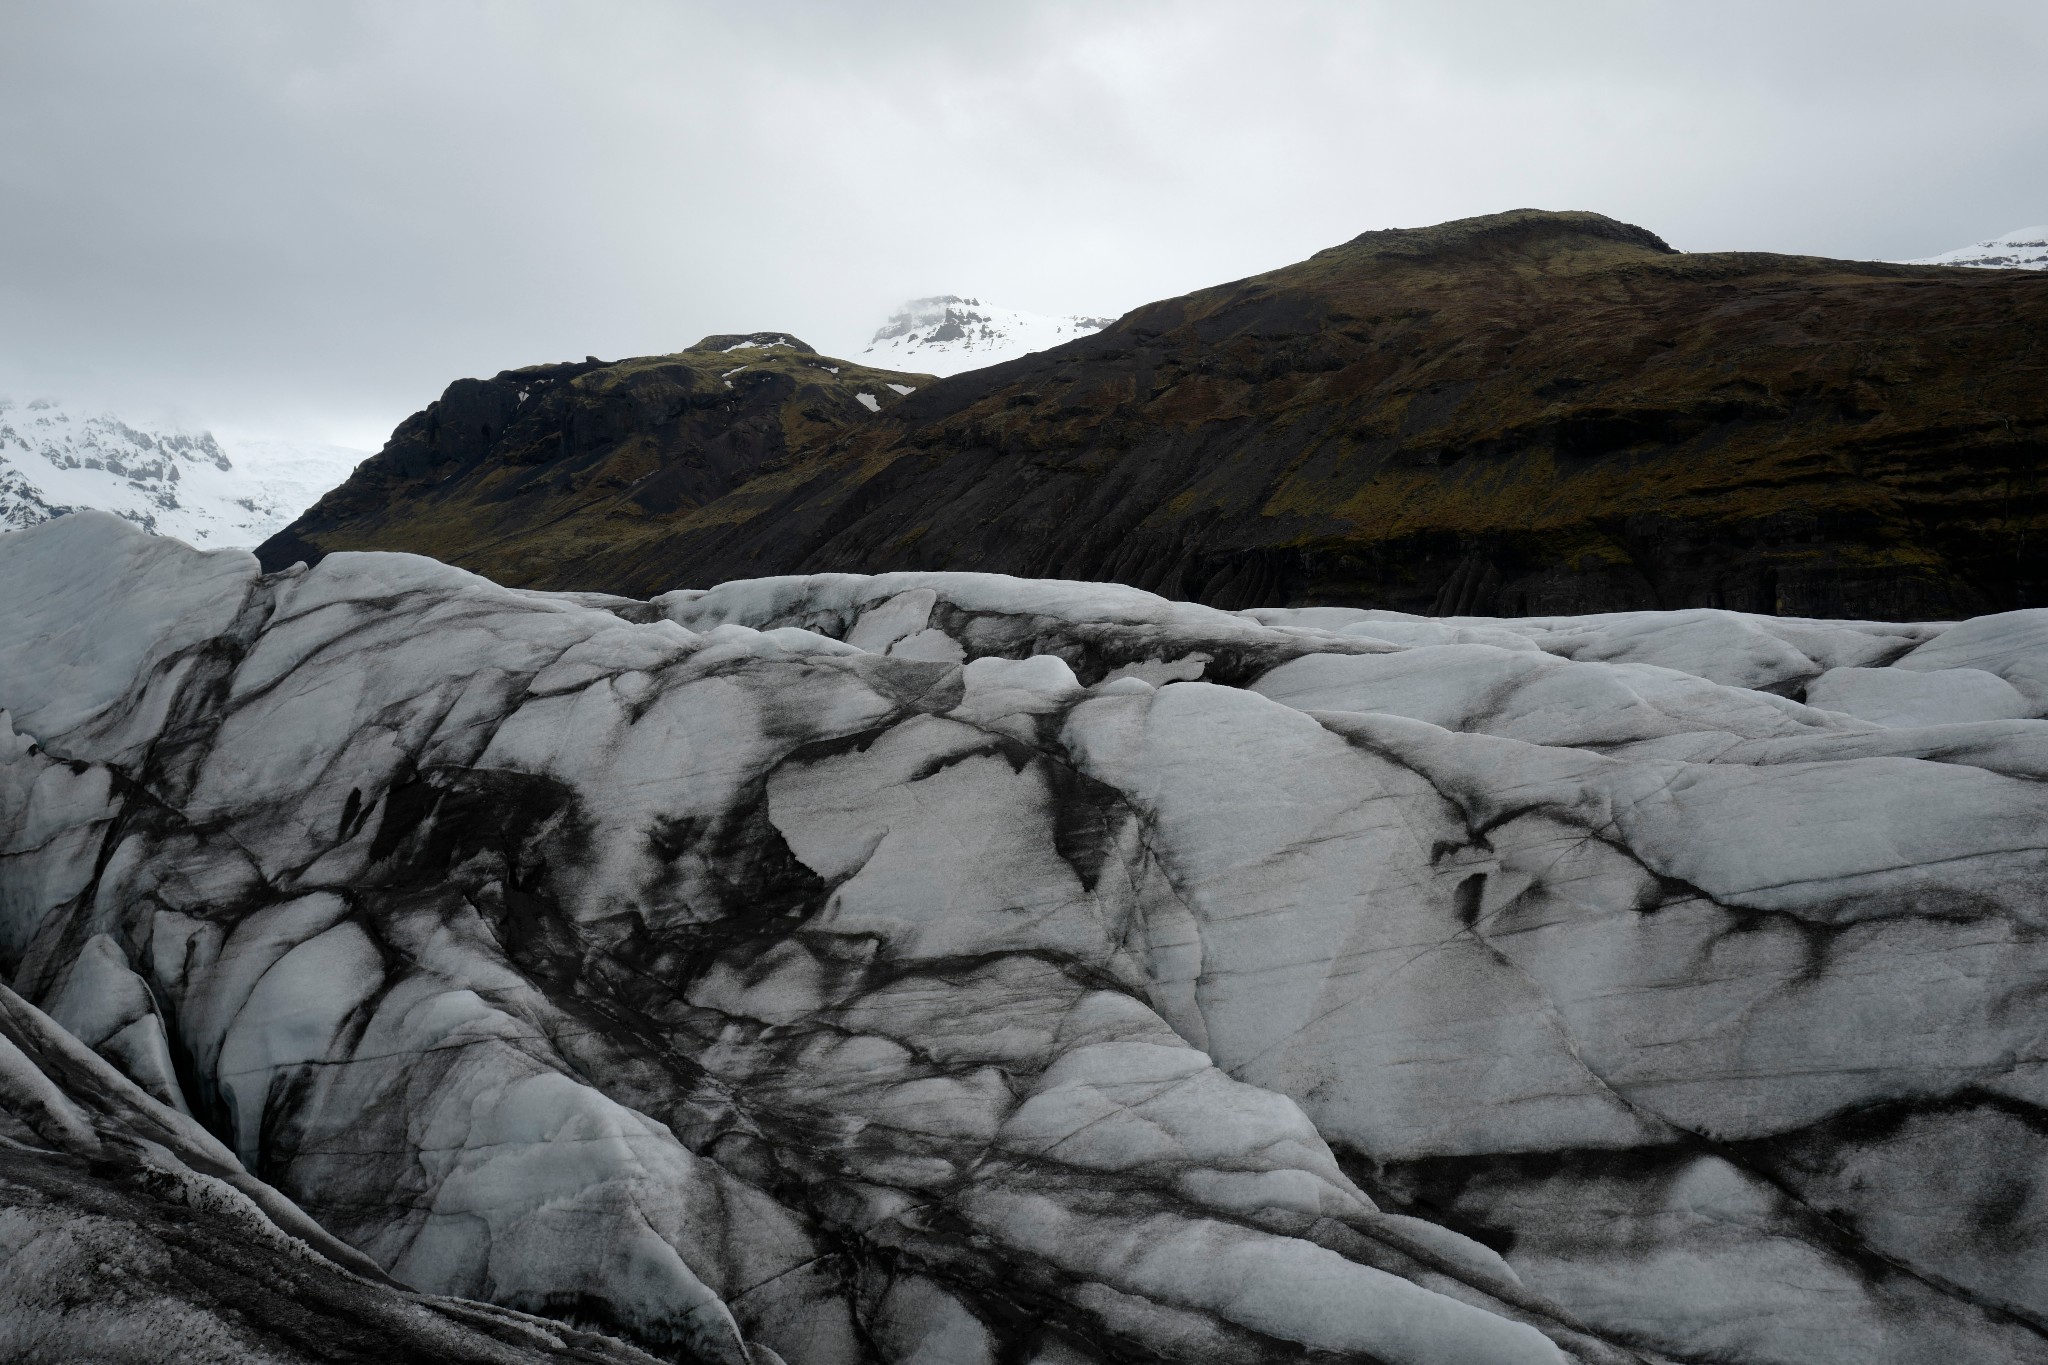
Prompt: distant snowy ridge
<box><xmin>0</xmin><ymin>397</ymin><xmax>364</xmax><ymax>547</ymax></box>
<box><xmin>1904</xmin><ymin>225</ymin><xmax>2048</xmax><ymax>270</ymax></box>
<box><xmin>859</xmin><ymin>296</ymin><xmax>1114</xmax><ymax>376</ymax></box>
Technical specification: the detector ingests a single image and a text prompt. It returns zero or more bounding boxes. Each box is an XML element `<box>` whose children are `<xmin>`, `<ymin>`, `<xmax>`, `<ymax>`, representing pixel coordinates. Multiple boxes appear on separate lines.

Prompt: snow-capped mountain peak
<box><xmin>858</xmin><ymin>296</ymin><xmax>1115</xmax><ymax>376</ymax></box>
<box><xmin>1904</xmin><ymin>225</ymin><xmax>2048</xmax><ymax>270</ymax></box>
<box><xmin>0</xmin><ymin>396</ymin><xmax>365</xmax><ymax>547</ymax></box>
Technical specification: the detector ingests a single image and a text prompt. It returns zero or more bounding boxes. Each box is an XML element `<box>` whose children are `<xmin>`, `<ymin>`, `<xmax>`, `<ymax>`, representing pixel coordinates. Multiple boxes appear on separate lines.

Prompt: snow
<box><xmin>8</xmin><ymin>513</ymin><xmax>2048</xmax><ymax>1363</ymax></box>
<box><xmin>886</xmin><ymin>382</ymin><xmax>916</xmax><ymax>395</ymax></box>
<box><xmin>856</xmin><ymin>296</ymin><xmax>1114</xmax><ymax>376</ymax></box>
<box><xmin>0</xmin><ymin>396</ymin><xmax>364</xmax><ymax>546</ymax></box>
<box><xmin>1903</xmin><ymin>225</ymin><xmax>2048</xmax><ymax>270</ymax></box>
<box><xmin>855</xmin><ymin>392</ymin><xmax>881</xmax><ymax>413</ymax></box>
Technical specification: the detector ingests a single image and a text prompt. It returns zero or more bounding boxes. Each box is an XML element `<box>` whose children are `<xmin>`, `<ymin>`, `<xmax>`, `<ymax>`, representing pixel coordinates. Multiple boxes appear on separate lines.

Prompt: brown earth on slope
<box><xmin>258</xmin><ymin>332</ymin><xmax>935</xmax><ymax>589</ymax></box>
<box><xmin>262</xmin><ymin>211</ymin><xmax>2048</xmax><ymax>618</ymax></box>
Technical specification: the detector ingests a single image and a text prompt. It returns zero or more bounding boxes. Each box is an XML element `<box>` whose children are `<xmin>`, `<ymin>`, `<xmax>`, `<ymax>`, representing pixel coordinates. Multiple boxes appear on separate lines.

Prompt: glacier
<box><xmin>5</xmin><ymin>510</ymin><xmax>2048</xmax><ymax>1363</ymax></box>
<box><xmin>0</xmin><ymin>397</ymin><xmax>364</xmax><ymax>546</ymax></box>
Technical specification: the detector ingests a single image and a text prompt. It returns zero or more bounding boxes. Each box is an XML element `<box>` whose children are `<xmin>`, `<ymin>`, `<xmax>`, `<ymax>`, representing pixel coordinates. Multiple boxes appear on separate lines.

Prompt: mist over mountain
<box><xmin>855</xmin><ymin>296</ymin><xmax>1115</xmax><ymax>376</ymax></box>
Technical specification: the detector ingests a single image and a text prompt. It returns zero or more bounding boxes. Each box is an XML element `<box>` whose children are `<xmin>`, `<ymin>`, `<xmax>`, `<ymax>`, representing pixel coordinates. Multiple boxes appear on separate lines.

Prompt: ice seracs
<box><xmin>858</xmin><ymin>296</ymin><xmax>1115</xmax><ymax>375</ymax></box>
<box><xmin>6</xmin><ymin>510</ymin><xmax>2048</xmax><ymax>1363</ymax></box>
<box><xmin>0</xmin><ymin>396</ymin><xmax>364</xmax><ymax>545</ymax></box>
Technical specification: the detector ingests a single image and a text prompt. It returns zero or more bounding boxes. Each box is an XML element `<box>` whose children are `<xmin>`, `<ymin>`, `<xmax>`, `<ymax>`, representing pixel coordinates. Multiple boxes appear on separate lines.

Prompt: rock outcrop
<box><xmin>258</xmin><ymin>335</ymin><xmax>933</xmax><ymax>592</ymax></box>
<box><xmin>16</xmin><ymin>510</ymin><xmax>2048</xmax><ymax>1360</ymax></box>
<box><xmin>262</xmin><ymin>209</ymin><xmax>2048</xmax><ymax>619</ymax></box>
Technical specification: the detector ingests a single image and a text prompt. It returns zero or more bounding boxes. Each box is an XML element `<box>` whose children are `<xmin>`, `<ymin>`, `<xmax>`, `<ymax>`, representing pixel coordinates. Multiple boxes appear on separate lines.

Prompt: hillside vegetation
<box><xmin>263</xmin><ymin>212</ymin><xmax>2048</xmax><ymax>619</ymax></box>
<box><xmin>261</xmin><ymin>333</ymin><xmax>932</xmax><ymax>588</ymax></box>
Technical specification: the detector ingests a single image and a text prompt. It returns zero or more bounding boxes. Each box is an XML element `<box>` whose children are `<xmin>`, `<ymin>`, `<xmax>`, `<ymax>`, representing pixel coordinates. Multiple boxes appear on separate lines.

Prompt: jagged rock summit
<box><xmin>263</xmin><ymin>208</ymin><xmax>2048</xmax><ymax>620</ymax></box>
<box><xmin>14</xmin><ymin>509</ymin><xmax>2048</xmax><ymax>1362</ymax></box>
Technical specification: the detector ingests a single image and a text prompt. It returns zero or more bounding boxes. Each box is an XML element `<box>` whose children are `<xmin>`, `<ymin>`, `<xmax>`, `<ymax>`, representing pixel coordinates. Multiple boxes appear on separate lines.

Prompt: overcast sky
<box><xmin>3</xmin><ymin>0</ymin><xmax>2044</xmax><ymax>448</ymax></box>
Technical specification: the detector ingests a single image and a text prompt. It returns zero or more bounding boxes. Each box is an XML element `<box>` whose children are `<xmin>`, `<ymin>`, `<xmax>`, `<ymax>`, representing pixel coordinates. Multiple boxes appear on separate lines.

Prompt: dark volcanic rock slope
<box><xmin>20</xmin><ymin>513</ymin><xmax>2048</xmax><ymax>1363</ymax></box>
<box><xmin>262</xmin><ymin>333</ymin><xmax>933</xmax><ymax>590</ymax></box>
<box><xmin>265</xmin><ymin>210</ymin><xmax>2048</xmax><ymax>619</ymax></box>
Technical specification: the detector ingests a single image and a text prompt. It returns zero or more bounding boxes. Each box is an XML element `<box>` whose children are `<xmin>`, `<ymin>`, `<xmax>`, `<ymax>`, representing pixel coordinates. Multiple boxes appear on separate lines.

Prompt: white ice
<box><xmin>6</xmin><ymin>513</ymin><xmax>2048</xmax><ymax>1365</ymax></box>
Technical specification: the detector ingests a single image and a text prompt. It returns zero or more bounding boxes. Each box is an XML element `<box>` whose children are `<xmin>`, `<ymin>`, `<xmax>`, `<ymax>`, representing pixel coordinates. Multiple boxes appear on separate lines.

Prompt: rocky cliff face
<box><xmin>259</xmin><ymin>334</ymin><xmax>933</xmax><ymax>591</ymax></box>
<box><xmin>262</xmin><ymin>210</ymin><xmax>2048</xmax><ymax>620</ymax></box>
<box><xmin>16</xmin><ymin>511</ymin><xmax>2048</xmax><ymax>1363</ymax></box>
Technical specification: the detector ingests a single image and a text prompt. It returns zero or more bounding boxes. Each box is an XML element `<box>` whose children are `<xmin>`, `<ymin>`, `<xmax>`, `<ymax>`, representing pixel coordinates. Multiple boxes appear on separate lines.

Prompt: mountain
<box><xmin>262</xmin><ymin>210</ymin><xmax>2048</xmax><ymax>621</ymax></box>
<box><xmin>258</xmin><ymin>332</ymin><xmax>936</xmax><ymax>590</ymax></box>
<box><xmin>0</xmin><ymin>396</ymin><xmax>364</xmax><ymax>547</ymax></box>
<box><xmin>16</xmin><ymin>508</ymin><xmax>2048</xmax><ymax>1362</ymax></box>
<box><xmin>855</xmin><ymin>296</ymin><xmax>1114</xmax><ymax>375</ymax></box>
<box><xmin>1906</xmin><ymin>225</ymin><xmax>2048</xmax><ymax>270</ymax></box>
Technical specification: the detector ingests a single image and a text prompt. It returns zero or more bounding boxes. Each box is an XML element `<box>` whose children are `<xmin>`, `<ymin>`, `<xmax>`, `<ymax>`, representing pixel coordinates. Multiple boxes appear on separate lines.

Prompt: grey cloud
<box><xmin>1</xmin><ymin>0</ymin><xmax>2043</xmax><ymax>446</ymax></box>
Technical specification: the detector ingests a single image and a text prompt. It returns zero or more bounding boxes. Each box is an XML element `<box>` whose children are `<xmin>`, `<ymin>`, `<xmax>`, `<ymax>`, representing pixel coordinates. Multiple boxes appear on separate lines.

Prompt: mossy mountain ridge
<box><xmin>258</xmin><ymin>333</ymin><xmax>934</xmax><ymax>588</ymax></box>
<box><xmin>262</xmin><ymin>209</ymin><xmax>2048</xmax><ymax>618</ymax></box>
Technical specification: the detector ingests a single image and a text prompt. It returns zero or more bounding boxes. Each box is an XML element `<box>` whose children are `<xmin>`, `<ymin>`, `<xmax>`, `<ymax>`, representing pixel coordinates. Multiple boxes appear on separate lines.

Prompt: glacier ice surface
<box><xmin>5</xmin><ymin>510</ymin><xmax>2048</xmax><ymax>1363</ymax></box>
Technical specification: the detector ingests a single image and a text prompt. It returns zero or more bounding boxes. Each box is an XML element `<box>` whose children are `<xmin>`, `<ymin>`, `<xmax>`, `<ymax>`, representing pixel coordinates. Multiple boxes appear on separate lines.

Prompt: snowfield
<box><xmin>858</xmin><ymin>296</ymin><xmax>1115</xmax><ymax>375</ymax></box>
<box><xmin>0</xmin><ymin>396</ymin><xmax>364</xmax><ymax>545</ymax></box>
<box><xmin>7</xmin><ymin>511</ymin><xmax>2048</xmax><ymax>1363</ymax></box>
<box><xmin>1905</xmin><ymin>225</ymin><xmax>2048</xmax><ymax>270</ymax></box>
